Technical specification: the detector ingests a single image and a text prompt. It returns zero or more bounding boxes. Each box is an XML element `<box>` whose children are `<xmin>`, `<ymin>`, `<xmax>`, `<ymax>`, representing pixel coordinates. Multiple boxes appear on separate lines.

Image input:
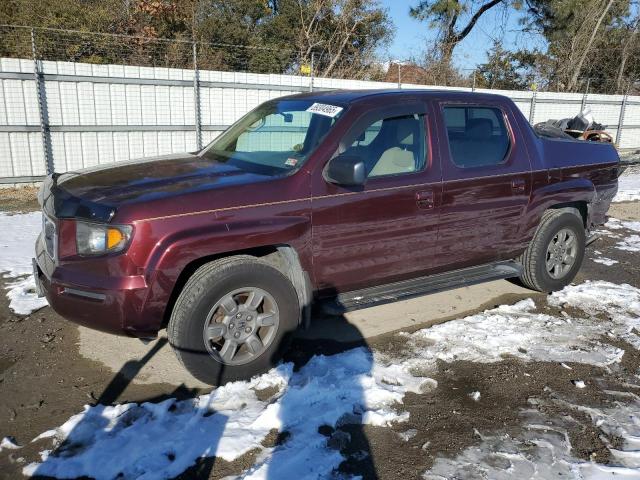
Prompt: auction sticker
<box><xmin>306</xmin><ymin>103</ymin><xmax>343</xmax><ymax>118</ymax></box>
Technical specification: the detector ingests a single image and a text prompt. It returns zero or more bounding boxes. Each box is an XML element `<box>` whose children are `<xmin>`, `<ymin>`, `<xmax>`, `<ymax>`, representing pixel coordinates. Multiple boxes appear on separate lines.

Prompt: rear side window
<box><xmin>443</xmin><ymin>106</ymin><xmax>510</xmax><ymax>168</ymax></box>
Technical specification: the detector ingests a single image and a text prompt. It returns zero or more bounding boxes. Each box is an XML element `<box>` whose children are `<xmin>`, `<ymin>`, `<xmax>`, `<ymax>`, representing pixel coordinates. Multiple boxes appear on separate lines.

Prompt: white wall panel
<box><xmin>9</xmin><ymin>133</ymin><xmax>32</xmax><ymax>176</ymax></box>
<box><xmin>97</xmin><ymin>132</ymin><xmax>114</xmax><ymax>164</ymax></box>
<box><xmin>0</xmin><ymin>132</ymin><xmax>14</xmax><ymax>177</ymax></box>
<box><xmin>81</xmin><ymin>132</ymin><xmax>99</xmax><ymax>167</ymax></box>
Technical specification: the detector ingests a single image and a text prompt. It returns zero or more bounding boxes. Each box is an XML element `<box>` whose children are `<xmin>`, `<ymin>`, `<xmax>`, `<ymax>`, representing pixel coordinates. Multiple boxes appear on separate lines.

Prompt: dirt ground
<box><xmin>1</xmin><ymin>192</ymin><xmax>639</xmax><ymax>479</ymax></box>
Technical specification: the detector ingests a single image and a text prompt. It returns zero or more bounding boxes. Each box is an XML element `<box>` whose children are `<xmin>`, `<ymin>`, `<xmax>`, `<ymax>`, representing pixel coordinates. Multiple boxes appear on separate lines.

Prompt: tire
<box><xmin>518</xmin><ymin>209</ymin><xmax>586</xmax><ymax>292</ymax></box>
<box><xmin>168</xmin><ymin>255</ymin><xmax>300</xmax><ymax>386</ymax></box>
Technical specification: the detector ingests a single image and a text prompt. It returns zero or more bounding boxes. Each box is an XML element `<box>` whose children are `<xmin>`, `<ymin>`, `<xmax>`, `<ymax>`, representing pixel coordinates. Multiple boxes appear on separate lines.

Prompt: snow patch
<box><xmin>6</xmin><ymin>276</ymin><xmax>48</xmax><ymax>315</ymax></box>
<box><xmin>0</xmin><ymin>436</ymin><xmax>21</xmax><ymax>452</ymax></box>
<box><xmin>424</xmin><ymin>401</ymin><xmax>640</xmax><ymax>479</ymax></box>
<box><xmin>614</xmin><ymin>171</ymin><xmax>640</xmax><ymax>203</ymax></box>
<box><xmin>602</xmin><ymin>218</ymin><xmax>640</xmax><ymax>252</ymax></box>
<box><xmin>24</xmin><ymin>348</ymin><xmax>430</xmax><ymax>480</ymax></box>
<box><xmin>0</xmin><ymin>212</ymin><xmax>47</xmax><ymax>315</ymax></box>
<box><xmin>605</xmin><ymin>218</ymin><xmax>640</xmax><ymax>232</ymax></box>
<box><xmin>592</xmin><ymin>257</ymin><xmax>619</xmax><ymax>266</ymax></box>
<box><xmin>616</xmin><ymin>235</ymin><xmax>640</xmax><ymax>252</ymax></box>
<box><xmin>400</xmin><ymin>297</ymin><xmax>624</xmax><ymax>368</ymax></box>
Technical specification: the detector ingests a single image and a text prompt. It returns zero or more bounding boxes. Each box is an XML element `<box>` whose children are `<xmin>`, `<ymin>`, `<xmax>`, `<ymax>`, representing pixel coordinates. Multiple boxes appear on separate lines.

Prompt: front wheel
<box><xmin>518</xmin><ymin>209</ymin><xmax>586</xmax><ymax>292</ymax></box>
<box><xmin>168</xmin><ymin>256</ymin><xmax>300</xmax><ymax>385</ymax></box>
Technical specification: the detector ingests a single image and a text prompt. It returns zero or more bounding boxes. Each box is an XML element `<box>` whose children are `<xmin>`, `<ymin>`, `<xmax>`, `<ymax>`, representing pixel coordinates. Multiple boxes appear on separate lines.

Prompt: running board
<box><xmin>321</xmin><ymin>261</ymin><xmax>523</xmax><ymax>314</ymax></box>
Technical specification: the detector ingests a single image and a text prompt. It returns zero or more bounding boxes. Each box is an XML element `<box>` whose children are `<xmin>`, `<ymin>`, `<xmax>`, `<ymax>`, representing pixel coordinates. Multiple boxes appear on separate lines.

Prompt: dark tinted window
<box><xmin>443</xmin><ymin>106</ymin><xmax>510</xmax><ymax>168</ymax></box>
<box><xmin>344</xmin><ymin>114</ymin><xmax>427</xmax><ymax>178</ymax></box>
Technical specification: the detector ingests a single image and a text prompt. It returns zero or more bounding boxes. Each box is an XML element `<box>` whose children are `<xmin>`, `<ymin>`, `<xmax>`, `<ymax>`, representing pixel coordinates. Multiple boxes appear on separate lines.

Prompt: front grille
<box><xmin>42</xmin><ymin>214</ymin><xmax>57</xmax><ymax>260</ymax></box>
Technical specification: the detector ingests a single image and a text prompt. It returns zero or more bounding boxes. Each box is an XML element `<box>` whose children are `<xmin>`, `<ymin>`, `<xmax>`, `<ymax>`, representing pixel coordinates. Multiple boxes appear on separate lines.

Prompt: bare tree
<box><xmin>616</xmin><ymin>14</ymin><xmax>639</xmax><ymax>93</ymax></box>
<box><xmin>295</xmin><ymin>0</ymin><xmax>391</xmax><ymax>78</ymax></box>
<box><xmin>410</xmin><ymin>0</ymin><xmax>506</xmax><ymax>68</ymax></box>
<box><xmin>567</xmin><ymin>0</ymin><xmax>616</xmax><ymax>91</ymax></box>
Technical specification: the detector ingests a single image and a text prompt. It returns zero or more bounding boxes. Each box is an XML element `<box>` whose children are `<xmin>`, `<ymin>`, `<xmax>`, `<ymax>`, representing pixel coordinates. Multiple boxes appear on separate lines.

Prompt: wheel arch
<box><xmin>522</xmin><ymin>178</ymin><xmax>595</xmax><ymax>244</ymax></box>
<box><xmin>160</xmin><ymin>244</ymin><xmax>312</xmax><ymax>330</ymax></box>
<box><xmin>547</xmin><ymin>201</ymin><xmax>588</xmax><ymax>228</ymax></box>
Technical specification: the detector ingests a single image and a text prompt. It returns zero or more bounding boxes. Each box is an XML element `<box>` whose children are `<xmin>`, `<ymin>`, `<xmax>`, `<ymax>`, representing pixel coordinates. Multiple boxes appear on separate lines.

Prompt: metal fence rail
<box><xmin>1</xmin><ymin>27</ymin><xmax>639</xmax><ymax>184</ymax></box>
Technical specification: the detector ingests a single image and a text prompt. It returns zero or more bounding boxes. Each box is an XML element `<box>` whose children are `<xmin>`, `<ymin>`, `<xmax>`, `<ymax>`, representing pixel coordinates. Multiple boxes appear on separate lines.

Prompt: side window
<box><xmin>353</xmin><ymin>120</ymin><xmax>382</xmax><ymax>146</ymax></box>
<box><xmin>443</xmin><ymin>106</ymin><xmax>510</xmax><ymax>168</ymax></box>
<box><xmin>344</xmin><ymin>114</ymin><xmax>427</xmax><ymax>179</ymax></box>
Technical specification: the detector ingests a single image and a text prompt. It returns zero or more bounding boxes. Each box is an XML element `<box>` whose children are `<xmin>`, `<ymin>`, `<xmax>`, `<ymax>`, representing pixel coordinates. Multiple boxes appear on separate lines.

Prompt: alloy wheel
<box><xmin>202</xmin><ymin>287</ymin><xmax>280</xmax><ymax>366</ymax></box>
<box><xmin>546</xmin><ymin>228</ymin><xmax>577</xmax><ymax>279</ymax></box>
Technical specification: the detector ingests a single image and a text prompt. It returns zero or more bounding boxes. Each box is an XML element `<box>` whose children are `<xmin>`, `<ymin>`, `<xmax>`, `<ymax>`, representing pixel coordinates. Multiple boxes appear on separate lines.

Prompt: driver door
<box><xmin>310</xmin><ymin>101</ymin><xmax>442</xmax><ymax>294</ymax></box>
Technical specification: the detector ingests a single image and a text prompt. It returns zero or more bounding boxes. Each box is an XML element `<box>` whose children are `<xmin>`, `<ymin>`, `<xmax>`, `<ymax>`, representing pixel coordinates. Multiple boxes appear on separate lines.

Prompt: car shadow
<box><xmin>29</xmin><ymin>294</ymin><xmax>378</xmax><ymax>479</ymax></box>
<box><xmin>272</xmin><ymin>303</ymin><xmax>378</xmax><ymax>479</ymax></box>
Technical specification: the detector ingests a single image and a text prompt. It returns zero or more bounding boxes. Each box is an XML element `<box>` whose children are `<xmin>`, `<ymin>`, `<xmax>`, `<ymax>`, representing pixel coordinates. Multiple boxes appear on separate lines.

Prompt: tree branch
<box><xmin>454</xmin><ymin>0</ymin><xmax>503</xmax><ymax>42</ymax></box>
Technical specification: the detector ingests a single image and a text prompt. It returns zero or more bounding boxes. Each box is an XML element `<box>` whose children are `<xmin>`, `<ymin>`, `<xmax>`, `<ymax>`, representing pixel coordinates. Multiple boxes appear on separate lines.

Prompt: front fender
<box><xmin>132</xmin><ymin>203</ymin><xmax>312</xmax><ymax>333</ymax></box>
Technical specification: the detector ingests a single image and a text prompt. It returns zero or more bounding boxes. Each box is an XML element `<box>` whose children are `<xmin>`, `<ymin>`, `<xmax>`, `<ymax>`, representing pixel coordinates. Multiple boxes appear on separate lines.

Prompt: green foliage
<box><xmin>475</xmin><ymin>41</ymin><xmax>540</xmax><ymax>89</ymax></box>
<box><xmin>0</xmin><ymin>0</ymin><xmax>392</xmax><ymax>77</ymax></box>
<box><xmin>521</xmin><ymin>0</ymin><xmax>639</xmax><ymax>93</ymax></box>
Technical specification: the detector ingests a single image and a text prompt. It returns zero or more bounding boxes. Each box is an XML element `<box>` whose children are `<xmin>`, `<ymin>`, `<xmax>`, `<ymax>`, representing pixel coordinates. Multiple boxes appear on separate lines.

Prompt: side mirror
<box><xmin>325</xmin><ymin>154</ymin><xmax>366</xmax><ymax>186</ymax></box>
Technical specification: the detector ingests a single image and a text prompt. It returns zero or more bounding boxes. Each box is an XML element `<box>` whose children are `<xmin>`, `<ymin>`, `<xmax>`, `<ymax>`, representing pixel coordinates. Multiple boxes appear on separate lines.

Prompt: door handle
<box><xmin>416</xmin><ymin>190</ymin><xmax>434</xmax><ymax>210</ymax></box>
<box><xmin>511</xmin><ymin>178</ymin><xmax>526</xmax><ymax>193</ymax></box>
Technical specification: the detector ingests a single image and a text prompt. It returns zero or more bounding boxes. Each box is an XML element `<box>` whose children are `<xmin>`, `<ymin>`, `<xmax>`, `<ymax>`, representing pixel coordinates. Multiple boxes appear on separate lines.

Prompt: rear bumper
<box><xmin>34</xmin><ymin>235</ymin><xmax>157</xmax><ymax>338</ymax></box>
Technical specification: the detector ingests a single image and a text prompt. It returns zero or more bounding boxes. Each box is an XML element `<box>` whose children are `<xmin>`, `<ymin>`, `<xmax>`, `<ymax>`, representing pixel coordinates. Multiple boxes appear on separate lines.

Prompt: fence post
<box><xmin>192</xmin><ymin>42</ymin><xmax>202</xmax><ymax>150</ymax></box>
<box><xmin>310</xmin><ymin>52</ymin><xmax>315</xmax><ymax>92</ymax></box>
<box><xmin>615</xmin><ymin>82</ymin><xmax>630</xmax><ymax>147</ymax></box>
<box><xmin>528</xmin><ymin>90</ymin><xmax>537</xmax><ymax>124</ymax></box>
<box><xmin>31</xmin><ymin>28</ymin><xmax>54</xmax><ymax>174</ymax></box>
<box><xmin>580</xmin><ymin>78</ymin><xmax>590</xmax><ymax>112</ymax></box>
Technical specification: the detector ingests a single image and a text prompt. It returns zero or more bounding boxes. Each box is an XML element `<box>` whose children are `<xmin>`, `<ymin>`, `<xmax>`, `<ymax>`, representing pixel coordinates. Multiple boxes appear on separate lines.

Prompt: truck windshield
<box><xmin>199</xmin><ymin>99</ymin><xmax>345</xmax><ymax>176</ymax></box>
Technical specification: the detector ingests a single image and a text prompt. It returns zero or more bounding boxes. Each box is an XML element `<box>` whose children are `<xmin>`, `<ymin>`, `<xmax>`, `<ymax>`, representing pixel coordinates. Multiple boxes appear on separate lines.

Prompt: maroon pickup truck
<box><xmin>34</xmin><ymin>89</ymin><xmax>619</xmax><ymax>385</ymax></box>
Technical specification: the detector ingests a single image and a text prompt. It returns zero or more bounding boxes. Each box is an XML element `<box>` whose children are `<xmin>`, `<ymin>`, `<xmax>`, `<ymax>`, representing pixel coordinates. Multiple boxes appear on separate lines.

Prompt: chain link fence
<box><xmin>0</xmin><ymin>25</ymin><xmax>639</xmax><ymax>183</ymax></box>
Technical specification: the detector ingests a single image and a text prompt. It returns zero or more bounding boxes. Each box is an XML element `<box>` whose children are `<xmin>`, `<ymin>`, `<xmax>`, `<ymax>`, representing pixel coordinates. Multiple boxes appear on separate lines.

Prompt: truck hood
<box><xmin>41</xmin><ymin>153</ymin><xmax>276</xmax><ymax>222</ymax></box>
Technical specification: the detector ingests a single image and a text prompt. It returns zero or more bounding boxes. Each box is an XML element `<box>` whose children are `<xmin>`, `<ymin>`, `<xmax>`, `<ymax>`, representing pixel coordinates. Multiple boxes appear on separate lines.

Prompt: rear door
<box><xmin>310</xmin><ymin>101</ymin><xmax>442</xmax><ymax>294</ymax></box>
<box><xmin>434</xmin><ymin>101</ymin><xmax>532</xmax><ymax>271</ymax></box>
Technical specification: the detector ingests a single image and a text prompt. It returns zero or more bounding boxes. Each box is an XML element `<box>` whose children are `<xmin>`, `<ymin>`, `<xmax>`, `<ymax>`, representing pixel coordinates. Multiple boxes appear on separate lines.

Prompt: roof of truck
<box><xmin>283</xmin><ymin>88</ymin><xmax>510</xmax><ymax>105</ymax></box>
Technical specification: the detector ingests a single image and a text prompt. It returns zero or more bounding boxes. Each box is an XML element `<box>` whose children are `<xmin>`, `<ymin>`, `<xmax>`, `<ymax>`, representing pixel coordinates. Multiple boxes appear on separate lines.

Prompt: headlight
<box><xmin>76</xmin><ymin>221</ymin><xmax>132</xmax><ymax>256</ymax></box>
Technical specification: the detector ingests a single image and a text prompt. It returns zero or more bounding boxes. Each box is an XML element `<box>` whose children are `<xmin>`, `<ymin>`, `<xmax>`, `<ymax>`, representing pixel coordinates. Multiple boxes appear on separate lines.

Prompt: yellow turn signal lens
<box><xmin>107</xmin><ymin>228</ymin><xmax>125</xmax><ymax>249</ymax></box>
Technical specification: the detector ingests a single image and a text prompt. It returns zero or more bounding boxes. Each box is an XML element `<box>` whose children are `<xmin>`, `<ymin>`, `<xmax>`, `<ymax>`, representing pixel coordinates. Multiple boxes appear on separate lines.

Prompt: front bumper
<box><xmin>33</xmin><ymin>234</ymin><xmax>156</xmax><ymax>338</ymax></box>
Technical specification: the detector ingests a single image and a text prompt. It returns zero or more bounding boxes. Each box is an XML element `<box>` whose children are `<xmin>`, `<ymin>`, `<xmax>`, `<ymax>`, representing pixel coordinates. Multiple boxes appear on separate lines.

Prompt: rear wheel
<box><xmin>518</xmin><ymin>209</ymin><xmax>586</xmax><ymax>292</ymax></box>
<box><xmin>168</xmin><ymin>256</ymin><xmax>300</xmax><ymax>385</ymax></box>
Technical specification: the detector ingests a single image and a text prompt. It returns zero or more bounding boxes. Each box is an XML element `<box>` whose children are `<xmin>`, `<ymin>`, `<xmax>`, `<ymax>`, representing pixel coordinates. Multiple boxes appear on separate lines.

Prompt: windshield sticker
<box><xmin>285</xmin><ymin>157</ymin><xmax>299</xmax><ymax>167</ymax></box>
<box><xmin>306</xmin><ymin>103</ymin><xmax>343</xmax><ymax>118</ymax></box>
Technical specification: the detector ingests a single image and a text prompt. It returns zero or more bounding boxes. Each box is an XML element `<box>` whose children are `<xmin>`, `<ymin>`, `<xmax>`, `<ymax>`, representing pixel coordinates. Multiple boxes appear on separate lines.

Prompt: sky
<box><xmin>380</xmin><ymin>1</ymin><xmax>545</xmax><ymax>70</ymax></box>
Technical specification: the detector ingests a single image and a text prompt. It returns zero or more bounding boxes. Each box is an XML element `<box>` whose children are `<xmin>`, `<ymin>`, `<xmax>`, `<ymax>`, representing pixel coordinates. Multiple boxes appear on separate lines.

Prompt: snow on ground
<box><xmin>592</xmin><ymin>257</ymin><xmax>619</xmax><ymax>266</ymax></box>
<box><xmin>24</xmin><ymin>349</ymin><xmax>426</xmax><ymax>480</ymax></box>
<box><xmin>0</xmin><ymin>436</ymin><xmax>21</xmax><ymax>452</ymax></box>
<box><xmin>0</xmin><ymin>212</ymin><xmax>41</xmax><ymax>277</ymax></box>
<box><xmin>603</xmin><ymin>218</ymin><xmax>640</xmax><ymax>253</ymax></box>
<box><xmin>22</xmin><ymin>281</ymin><xmax>640</xmax><ymax>480</ymax></box>
<box><xmin>0</xmin><ymin>212</ymin><xmax>47</xmax><ymax>314</ymax></box>
<box><xmin>424</xmin><ymin>399</ymin><xmax>640</xmax><ymax>479</ymax></box>
<box><xmin>614</xmin><ymin>170</ymin><xmax>640</xmax><ymax>203</ymax></box>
